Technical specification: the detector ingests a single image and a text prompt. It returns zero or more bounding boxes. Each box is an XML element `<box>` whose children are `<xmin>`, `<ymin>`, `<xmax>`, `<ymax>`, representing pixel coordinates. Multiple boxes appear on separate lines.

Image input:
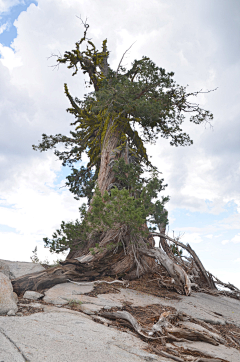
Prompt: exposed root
<box><xmin>67</xmin><ymin>279</ymin><xmax>129</xmax><ymax>287</ymax></box>
<box><xmin>140</xmin><ymin>247</ymin><xmax>193</xmax><ymax>295</ymax></box>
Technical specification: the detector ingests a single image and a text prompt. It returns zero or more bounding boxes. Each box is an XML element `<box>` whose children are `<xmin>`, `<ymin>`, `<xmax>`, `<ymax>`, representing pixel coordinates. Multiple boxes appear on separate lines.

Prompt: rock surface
<box><xmin>1</xmin><ymin>270</ymin><xmax>240</xmax><ymax>361</ymax></box>
<box><xmin>0</xmin><ymin>308</ymin><xmax>167</xmax><ymax>362</ymax></box>
<box><xmin>0</xmin><ymin>259</ymin><xmax>45</xmax><ymax>279</ymax></box>
<box><xmin>0</xmin><ymin>272</ymin><xmax>18</xmax><ymax>315</ymax></box>
<box><xmin>23</xmin><ymin>291</ymin><xmax>44</xmax><ymax>300</ymax></box>
<box><xmin>43</xmin><ymin>282</ymin><xmax>95</xmax><ymax>305</ymax></box>
<box><xmin>172</xmin><ymin>341</ymin><xmax>240</xmax><ymax>361</ymax></box>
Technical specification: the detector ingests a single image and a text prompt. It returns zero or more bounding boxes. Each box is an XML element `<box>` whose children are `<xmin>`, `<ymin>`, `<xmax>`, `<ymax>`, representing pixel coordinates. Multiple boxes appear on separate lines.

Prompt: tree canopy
<box><xmin>33</xmin><ymin>23</ymin><xmax>213</xmax><ymax>256</ymax></box>
<box><xmin>33</xmin><ymin>23</ymin><xmax>213</xmax><ymax>203</ymax></box>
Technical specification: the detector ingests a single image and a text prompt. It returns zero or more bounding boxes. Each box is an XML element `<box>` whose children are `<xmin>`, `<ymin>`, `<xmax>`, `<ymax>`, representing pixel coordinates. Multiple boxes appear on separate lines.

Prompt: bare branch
<box><xmin>115</xmin><ymin>42</ymin><xmax>136</xmax><ymax>77</ymax></box>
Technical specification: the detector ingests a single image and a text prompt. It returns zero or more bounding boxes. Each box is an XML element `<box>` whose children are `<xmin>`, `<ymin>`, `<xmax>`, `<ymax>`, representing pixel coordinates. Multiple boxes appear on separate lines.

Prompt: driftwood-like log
<box><xmin>11</xmin><ymin>249</ymin><xmax>153</xmax><ymax>296</ymax></box>
<box><xmin>152</xmin><ymin>232</ymin><xmax>217</xmax><ymax>290</ymax></box>
<box><xmin>140</xmin><ymin>247</ymin><xmax>192</xmax><ymax>295</ymax></box>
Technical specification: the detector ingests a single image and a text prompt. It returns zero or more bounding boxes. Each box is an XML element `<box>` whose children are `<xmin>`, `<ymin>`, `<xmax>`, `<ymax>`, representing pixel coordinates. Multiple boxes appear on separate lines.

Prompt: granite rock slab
<box><xmin>43</xmin><ymin>282</ymin><xmax>96</xmax><ymax>305</ymax></box>
<box><xmin>172</xmin><ymin>341</ymin><xmax>240</xmax><ymax>362</ymax></box>
<box><xmin>0</xmin><ymin>309</ymin><xmax>168</xmax><ymax>362</ymax></box>
<box><xmin>0</xmin><ymin>259</ymin><xmax>45</xmax><ymax>279</ymax></box>
<box><xmin>0</xmin><ymin>272</ymin><xmax>18</xmax><ymax>315</ymax></box>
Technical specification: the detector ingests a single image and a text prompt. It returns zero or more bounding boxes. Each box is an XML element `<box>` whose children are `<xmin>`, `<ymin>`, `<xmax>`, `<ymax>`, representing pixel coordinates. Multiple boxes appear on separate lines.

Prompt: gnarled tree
<box><xmin>13</xmin><ymin>23</ymin><xmax>218</xmax><ymax>297</ymax></box>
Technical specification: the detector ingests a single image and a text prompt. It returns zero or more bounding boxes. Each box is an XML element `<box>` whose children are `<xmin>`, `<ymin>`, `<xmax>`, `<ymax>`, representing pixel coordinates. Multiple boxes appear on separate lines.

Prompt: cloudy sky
<box><xmin>0</xmin><ymin>0</ymin><xmax>240</xmax><ymax>287</ymax></box>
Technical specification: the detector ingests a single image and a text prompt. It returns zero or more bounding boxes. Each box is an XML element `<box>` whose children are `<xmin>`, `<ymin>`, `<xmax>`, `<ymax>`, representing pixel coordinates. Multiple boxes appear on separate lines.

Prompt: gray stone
<box><xmin>172</xmin><ymin>341</ymin><xmax>240</xmax><ymax>362</ymax></box>
<box><xmin>0</xmin><ymin>259</ymin><xmax>45</xmax><ymax>279</ymax></box>
<box><xmin>0</xmin><ymin>260</ymin><xmax>13</xmax><ymax>279</ymax></box>
<box><xmin>158</xmin><ymin>291</ymin><xmax>240</xmax><ymax>327</ymax></box>
<box><xmin>28</xmin><ymin>303</ymin><xmax>42</xmax><ymax>308</ymax></box>
<box><xmin>12</xmin><ymin>292</ymin><xmax>18</xmax><ymax>303</ymax></box>
<box><xmin>0</xmin><ymin>329</ymin><xmax>26</xmax><ymax>362</ymax></box>
<box><xmin>23</xmin><ymin>291</ymin><xmax>44</xmax><ymax>300</ymax></box>
<box><xmin>0</xmin><ymin>272</ymin><xmax>18</xmax><ymax>315</ymax></box>
<box><xmin>99</xmin><ymin>289</ymin><xmax>240</xmax><ymax>327</ymax></box>
<box><xmin>43</xmin><ymin>282</ymin><xmax>95</xmax><ymax>305</ymax></box>
<box><xmin>7</xmin><ymin>310</ymin><xmax>16</xmax><ymax>316</ymax></box>
<box><xmin>0</xmin><ymin>310</ymin><xmax>166</xmax><ymax>362</ymax></box>
<box><xmin>79</xmin><ymin>303</ymin><xmax>103</xmax><ymax>315</ymax></box>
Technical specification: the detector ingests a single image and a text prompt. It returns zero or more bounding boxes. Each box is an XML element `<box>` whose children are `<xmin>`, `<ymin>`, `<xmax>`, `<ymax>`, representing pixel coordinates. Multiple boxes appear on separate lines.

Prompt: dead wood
<box><xmin>165</xmin><ymin>326</ymin><xmax>219</xmax><ymax>345</ymax></box>
<box><xmin>208</xmin><ymin>273</ymin><xmax>240</xmax><ymax>293</ymax></box>
<box><xmin>195</xmin><ymin>359</ymin><xmax>228</xmax><ymax>362</ymax></box>
<box><xmin>152</xmin><ymin>232</ymin><xmax>217</xmax><ymax>290</ymax></box>
<box><xmin>150</xmin><ymin>346</ymin><xmax>185</xmax><ymax>362</ymax></box>
<box><xmin>140</xmin><ymin>247</ymin><xmax>192</xmax><ymax>295</ymax></box>
<box><xmin>100</xmin><ymin>310</ymin><xmax>161</xmax><ymax>339</ymax></box>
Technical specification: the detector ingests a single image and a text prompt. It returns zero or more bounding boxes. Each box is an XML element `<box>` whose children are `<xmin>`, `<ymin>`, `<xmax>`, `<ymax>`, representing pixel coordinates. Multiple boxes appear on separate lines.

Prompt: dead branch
<box><xmin>140</xmin><ymin>247</ymin><xmax>192</xmax><ymax>295</ymax></box>
<box><xmin>116</xmin><ymin>42</ymin><xmax>136</xmax><ymax>77</ymax></box>
<box><xmin>152</xmin><ymin>232</ymin><xmax>216</xmax><ymax>290</ymax></box>
<box><xmin>208</xmin><ymin>273</ymin><xmax>240</xmax><ymax>293</ymax></box>
<box><xmin>150</xmin><ymin>346</ymin><xmax>185</xmax><ymax>362</ymax></box>
<box><xmin>67</xmin><ymin>279</ymin><xmax>128</xmax><ymax>287</ymax></box>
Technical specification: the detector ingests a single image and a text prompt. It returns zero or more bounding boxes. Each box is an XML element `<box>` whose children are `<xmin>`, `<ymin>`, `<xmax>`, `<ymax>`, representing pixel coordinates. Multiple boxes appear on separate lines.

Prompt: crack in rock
<box><xmin>0</xmin><ymin>327</ymin><xmax>30</xmax><ymax>362</ymax></box>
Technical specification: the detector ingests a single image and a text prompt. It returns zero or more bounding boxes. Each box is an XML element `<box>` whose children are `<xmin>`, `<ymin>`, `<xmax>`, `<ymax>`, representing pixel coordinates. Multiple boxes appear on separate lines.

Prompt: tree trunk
<box><xmin>97</xmin><ymin>123</ymin><xmax>120</xmax><ymax>195</ymax></box>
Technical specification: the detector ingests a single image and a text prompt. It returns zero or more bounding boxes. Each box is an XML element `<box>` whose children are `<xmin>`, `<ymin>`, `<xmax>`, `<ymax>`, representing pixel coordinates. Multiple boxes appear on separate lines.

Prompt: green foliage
<box><xmin>68</xmin><ymin>299</ymin><xmax>83</xmax><ymax>307</ymax></box>
<box><xmin>43</xmin><ymin>218</ymin><xmax>85</xmax><ymax>254</ymax></box>
<box><xmin>43</xmin><ymin>159</ymin><xmax>169</xmax><ymax>253</ymax></box>
<box><xmin>30</xmin><ymin>246</ymin><xmax>40</xmax><ymax>263</ymax></box>
<box><xmin>34</xmin><ymin>24</ymin><xmax>213</xmax><ymax>255</ymax></box>
<box><xmin>33</xmin><ymin>26</ymin><xmax>213</xmax><ymax>200</ymax></box>
<box><xmin>171</xmin><ymin>244</ymin><xmax>183</xmax><ymax>256</ymax></box>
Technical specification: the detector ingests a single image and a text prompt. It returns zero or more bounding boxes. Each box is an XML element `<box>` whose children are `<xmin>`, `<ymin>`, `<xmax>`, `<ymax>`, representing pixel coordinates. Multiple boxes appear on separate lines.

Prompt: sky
<box><xmin>0</xmin><ymin>0</ymin><xmax>240</xmax><ymax>287</ymax></box>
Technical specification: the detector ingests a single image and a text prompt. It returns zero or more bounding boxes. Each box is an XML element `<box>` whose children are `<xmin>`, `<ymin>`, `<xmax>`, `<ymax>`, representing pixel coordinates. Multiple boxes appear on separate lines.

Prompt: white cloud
<box><xmin>0</xmin><ymin>0</ymin><xmax>21</xmax><ymax>13</ymax></box>
<box><xmin>180</xmin><ymin>233</ymin><xmax>203</xmax><ymax>244</ymax></box>
<box><xmin>0</xmin><ymin>44</ymin><xmax>22</xmax><ymax>70</ymax></box>
<box><xmin>0</xmin><ymin>21</ymin><xmax>8</xmax><ymax>33</ymax></box>
<box><xmin>206</xmin><ymin>234</ymin><xmax>213</xmax><ymax>239</ymax></box>
<box><xmin>234</xmin><ymin>258</ymin><xmax>240</xmax><ymax>263</ymax></box>
<box><xmin>221</xmin><ymin>240</ymin><xmax>229</xmax><ymax>245</ymax></box>
<box><xmin>232</xmin><ymin>233</ymin><xmax>240</xmax><ymax>244</ymax></box>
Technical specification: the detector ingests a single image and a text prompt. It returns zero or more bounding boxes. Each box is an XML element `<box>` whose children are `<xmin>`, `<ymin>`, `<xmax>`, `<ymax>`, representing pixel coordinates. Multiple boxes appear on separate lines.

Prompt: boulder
<box><xmin>0</xmin><ymin>259</ymin><xmax>45</xmax><ymax>279</ymax></box>
<box><xmin>23</xmin><ymin>291</ymin><xmax>44</xmax><ymax>300</ymax></box>
<box><xmin>0</xmin><ymin>260</ymin><xmax>13</xmax><ymax>279</ymax></box>
<box><xmin>0</xmin><ymin>272</ymin><xmax>18</xmax><ymax>315</ymax></box>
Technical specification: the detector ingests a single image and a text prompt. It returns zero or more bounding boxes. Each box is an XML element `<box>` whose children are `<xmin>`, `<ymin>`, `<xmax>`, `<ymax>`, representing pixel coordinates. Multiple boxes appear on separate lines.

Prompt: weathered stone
<box><xmin>23</xmin><ymin>290</ymin><xmax>44</xmax><ymax>300</ymax></box>
<box><xmin>0</xmin><ymin>310</ymin><xmax>166</xmax><ymax>362</ymax></box>
<box><xmin>12</xmin><ymin>292</ymin><xmax>18</xmax><ymax>303</ymax></box>
<box><xmin>0</xmin><ymin>329</ymin><xmax>26</xmax><ymax>362</ymax></box>
<box><xmin>0</xmin><ymin>272</ymin><xmax>18</xmax><ymax>315</ymax></box>
<box><xmin>7</xmin><ymin>310</ymin><xmax>16</xmax><ymax>316</ymax></box>
<box><xmin>79</xmin><ymin>303</ymin><xmax>103</xmax><ymax>315</ymax></box>
<box><xmin>172</xmin><ymin>341</ymin><xmax>240</xmax><ymax>362</ymax></box>
<box><xmin>0</xmin><ymin>260</ymin><xmax>13</xmax><ymax>279</ymax></box>
<box><xmin>43</xmin><ymin>282</ymin><xmax>94</xmax><ymax>305</ymax></box>
<box><xmin>0</xmin><ymin>259</ymin><xmax>45</xmax><ymax>279</ymax></box>
<box><xmin>28</xmin><ymin>303</ymin><xmax>43</xmax><ymax>308</ymax></box>
<box><xmin>98</xmin><ymin>289</ymin><xmax>240</xmax><ymax>327</ymax></box>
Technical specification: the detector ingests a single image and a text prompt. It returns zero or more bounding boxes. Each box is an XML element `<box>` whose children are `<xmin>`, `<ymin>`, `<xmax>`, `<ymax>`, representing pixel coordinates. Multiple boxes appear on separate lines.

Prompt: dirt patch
<box><xmin>17</xmin><ymin>298</ymin><xmax>44</xmax><ymax>316</ymax></box>
<box><xmin>85</xmin><ymin>272</ymin><xmax>181</xmax><ymax>300</ymax></box>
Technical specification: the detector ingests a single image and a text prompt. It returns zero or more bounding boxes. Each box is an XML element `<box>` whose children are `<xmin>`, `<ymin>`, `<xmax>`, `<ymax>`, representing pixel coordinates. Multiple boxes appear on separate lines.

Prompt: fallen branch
<box><xmin>152</xmin><ymin>232</ymin><xmax>216</xmax><ymax>290</ymax></box>
<box><xmin>150</xmin><ymin>346</ymin><xmax>185</xmax><ymax>362</ymax></box>
<box><xmin>208</xmin><ymin>273</ymin><xmax>240</xmax><ymax>293</ymax></box>
<box><xmin>67</xmin><ymin>279</ymin><xmax>129</xmax><ymax>287</ymax></box>
<box><xmin>100</xmin><ymin>310</ymin><xmax>161</xmax><ymax>339</ymax></box>
<box><xmin>140</xmin><ymin>247</ymin><xmax>192</xmax><ymax>295</ymax></box>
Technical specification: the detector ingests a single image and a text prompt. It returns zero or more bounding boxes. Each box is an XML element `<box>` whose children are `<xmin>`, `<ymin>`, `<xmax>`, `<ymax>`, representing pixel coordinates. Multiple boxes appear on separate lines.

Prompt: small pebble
<box><xmin>7</xmin><ymin>310</ymin><xmax>16</xmax><ymax>316</ymax></box>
